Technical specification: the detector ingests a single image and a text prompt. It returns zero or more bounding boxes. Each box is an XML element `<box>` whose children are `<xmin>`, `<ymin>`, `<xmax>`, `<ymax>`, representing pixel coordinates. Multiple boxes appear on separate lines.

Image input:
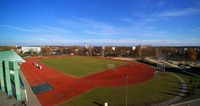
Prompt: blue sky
<box><xmin>0</xmin><ymin>0</ymin><xmax>200</xmax><ymax>46</ymax></box>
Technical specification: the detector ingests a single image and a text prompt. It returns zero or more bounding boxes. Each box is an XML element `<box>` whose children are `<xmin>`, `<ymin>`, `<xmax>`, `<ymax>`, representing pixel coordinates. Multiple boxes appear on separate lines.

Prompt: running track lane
<box><xmin>21</xmin><ymin>57</ymin><xmax>154</xmax><ymax>106</ymax></box>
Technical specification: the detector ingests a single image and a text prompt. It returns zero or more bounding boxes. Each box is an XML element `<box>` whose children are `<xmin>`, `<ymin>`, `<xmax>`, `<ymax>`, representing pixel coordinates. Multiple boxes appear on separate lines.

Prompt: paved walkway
<box><xmin>20</xmin><ymin>69</ymin><xmax>41</xmax><ymax>106</ymax></box>
<box><xmin>152</xmin><ymin>73</ymin><xmax>187</xmax><ymax>106</ymax></box>
<box><xmin>171</xmin><ymin>98</ymin><xmax>200</xmax><ymax>106</ymax></box>
<box><xmin>0</xmin><ymin>92</ymin><xmax>23</xmax><ymax>106</ymax></box>
<box><xmin>178</xmin><ymin>69</ymin><xmax>200</xmax><ymax>78</ymax></box>
<box><xmin>0</xmin><ymin>68</ymin><xmax>41</xmax><ymax>106</ymax></box>
<box><xmin>145</xmin><ymin>57</ymin><xmax>200</xmax><ymax>77</ymax></box>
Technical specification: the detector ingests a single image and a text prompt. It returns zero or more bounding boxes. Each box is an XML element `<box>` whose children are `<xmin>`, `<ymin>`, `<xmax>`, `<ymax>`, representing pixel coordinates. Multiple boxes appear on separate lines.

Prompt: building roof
<box><xmin>0</xmin><ymin>51</ymin><xmax>25</xmax><ymax>62</ymax></box>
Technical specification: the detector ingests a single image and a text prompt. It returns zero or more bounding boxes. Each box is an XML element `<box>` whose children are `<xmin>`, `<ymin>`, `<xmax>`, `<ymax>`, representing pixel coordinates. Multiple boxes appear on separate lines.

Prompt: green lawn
<box><xmin>39</xmin><ymin>56</ymin><xmax>126</xmax><ymax>77</ymax></box>
<box><xmin>60</xmin><ymin>73</ymin><xmax>181</xmax><ymax>106</ymax></box>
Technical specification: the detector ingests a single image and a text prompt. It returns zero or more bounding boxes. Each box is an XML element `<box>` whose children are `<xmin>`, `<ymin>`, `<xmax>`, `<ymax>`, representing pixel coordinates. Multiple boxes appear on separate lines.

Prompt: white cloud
<box><xmin>59</xmin><ymin>18</ymin><xmax>123</xmax><ymax>36</ymax></box>
<box><xmin>1</xmin><ymin>17</ymin><xmax>172</xmax><ymax>38</ymax></box>
<box><xmin>119</xmin><ymin>18</ymin><xmax>134</xmax><ymax>24</ymax></box>
<box><xmin>139</xmin><ymin>31</ymin><xmax>169</xmax><ymax>37</ymax></box>
<box><xmin>1</xmin><ymin>25</ymin><xmax>40</xmax><ymax>32</ymax></box>
<box><xmin>158</xmin><ymin>7</ymin><xmax>200</xmax><ymax>17</ymax></box>
<box><xmin>1</xmin><ymin>38</ymin><xmax>200</xmax><ymax>46</ymax></box>
<box><xmin>0</xmin><ymin>25</ymin><xmax>71</xmax><ymax>34</ymax></box>
<box><xmin>191</xmin><ymin>26</ymin><xmax>200</xmax><ymax>32</ymax></box>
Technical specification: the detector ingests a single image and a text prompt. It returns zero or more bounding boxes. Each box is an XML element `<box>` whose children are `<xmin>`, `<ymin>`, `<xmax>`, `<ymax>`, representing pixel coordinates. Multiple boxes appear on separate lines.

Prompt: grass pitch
<box><xmin>39</xmin><ymin>56</ymin><xmax>126</xmax><ymax>77</ymax></box>
<box><xmin>60</xmin><ymin>73</ymin><xmax>181</xmax><ymax>106</ymax></box>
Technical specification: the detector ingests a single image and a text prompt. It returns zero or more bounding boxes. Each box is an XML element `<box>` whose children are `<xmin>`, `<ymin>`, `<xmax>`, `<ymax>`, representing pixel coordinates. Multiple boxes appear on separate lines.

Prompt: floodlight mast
<box><xmin>164</xmin><ymin>62</ymin><xmax>165</xmax><ymax>72</ymax></box>
<box><xmin>126</xmin><ymin>75</ymin><xmax>128</xmax><ymax>106</ymax></box>
<box><xmin>102</xmin><ymin>46</ymin><xmax>105</xmax><ymax>57</ymax></box>
<box><xmin>124</xmin><ymin>74</ymin><xmax>128</xmax><ymax>106</ymax></box>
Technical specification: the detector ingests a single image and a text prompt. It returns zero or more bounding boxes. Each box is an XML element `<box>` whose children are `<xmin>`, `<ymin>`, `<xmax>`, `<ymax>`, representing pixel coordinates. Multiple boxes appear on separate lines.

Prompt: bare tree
<box><xmin>187</xmin><ymin>48</ymin><xmax>197</xmax><ymax>61</ymax></box>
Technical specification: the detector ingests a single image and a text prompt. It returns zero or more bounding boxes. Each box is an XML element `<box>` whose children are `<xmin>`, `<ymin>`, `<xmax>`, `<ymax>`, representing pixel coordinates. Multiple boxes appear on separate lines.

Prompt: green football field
<box><xmin>39</xmin><ymin>56</ymin><xmax>126</xmax><ymax>77</ymax></box>
<box><xmin>60</xmin><ymin>73</ymin><xmax>181</xmax><ymax>106</ymax></box>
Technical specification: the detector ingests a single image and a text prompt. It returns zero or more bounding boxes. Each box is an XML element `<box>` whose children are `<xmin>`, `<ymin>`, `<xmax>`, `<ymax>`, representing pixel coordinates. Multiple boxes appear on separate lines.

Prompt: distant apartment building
<box><xmin>21</xmin><ymin>47</ymin><xmax>41</xmax><ymax>53</ymax></box>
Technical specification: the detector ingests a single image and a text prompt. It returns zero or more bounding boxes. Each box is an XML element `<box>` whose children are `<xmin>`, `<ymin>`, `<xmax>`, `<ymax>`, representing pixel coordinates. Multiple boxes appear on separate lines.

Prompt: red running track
<box><xmin>21</xmin><ymin>56</ymin><xmax>154</xmax><ymax>106</ymax></box>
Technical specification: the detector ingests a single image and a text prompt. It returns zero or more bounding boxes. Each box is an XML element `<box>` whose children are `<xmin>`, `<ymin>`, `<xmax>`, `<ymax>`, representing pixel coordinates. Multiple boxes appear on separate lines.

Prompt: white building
<box><xmin>21</xmin><ymin>47</ymin><xmax>41</xmax><ymax>53</ymax></box>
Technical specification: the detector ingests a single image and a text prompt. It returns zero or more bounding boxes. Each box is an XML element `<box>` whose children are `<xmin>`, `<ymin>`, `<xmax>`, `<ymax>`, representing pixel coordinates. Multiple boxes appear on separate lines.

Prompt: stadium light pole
<box><xmin>102</xmin><ymin>46</ymin><xmax>105</xmax><ymax>57</ymax></box>
<box><xmin>156</xmin><ymin>58</ymin><xmax>158</xmax><ymax>70</ymax></box>
<box><xmin>124</xmin><ymin>74</ymin><xmax>128</xmax><ymax>106</ymax></box>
